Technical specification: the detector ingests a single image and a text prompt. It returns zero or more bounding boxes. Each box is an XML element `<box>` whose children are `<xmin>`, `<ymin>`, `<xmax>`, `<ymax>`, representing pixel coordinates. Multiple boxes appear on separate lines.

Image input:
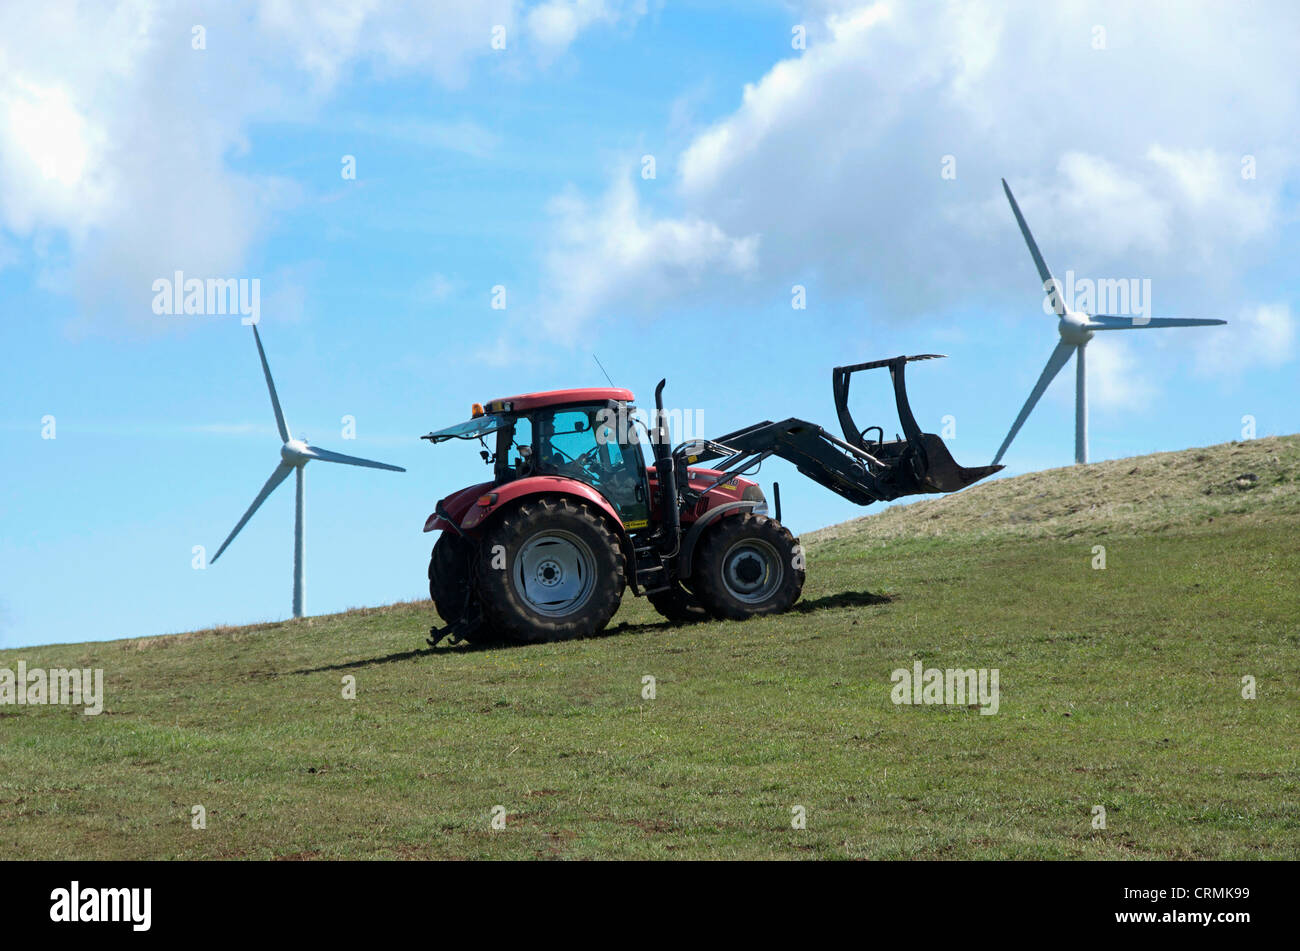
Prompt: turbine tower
<box><xmin>993</xmin><ymin>179</ymin><xmax>1226</xmax><ymax>466</ymax></box>
<box><xmin>211</xmin><ymin>324</ymin><xmax>405</xmax><ymax>618</ymax></box>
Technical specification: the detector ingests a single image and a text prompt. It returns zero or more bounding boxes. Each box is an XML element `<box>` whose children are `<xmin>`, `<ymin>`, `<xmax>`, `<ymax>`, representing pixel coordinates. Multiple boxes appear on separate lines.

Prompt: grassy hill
<box><xmin>3</xmin><ymin>436</ymin><xmax>1298</xmax><ymax>860</ymax></box>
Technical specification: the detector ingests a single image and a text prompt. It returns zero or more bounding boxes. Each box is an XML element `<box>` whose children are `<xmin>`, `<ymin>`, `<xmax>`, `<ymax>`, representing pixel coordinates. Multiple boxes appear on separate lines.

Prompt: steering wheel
<box><xmin>574</xmin><ymin>446</ymin><xmax>603</xmax><ymax>468</ymax></box>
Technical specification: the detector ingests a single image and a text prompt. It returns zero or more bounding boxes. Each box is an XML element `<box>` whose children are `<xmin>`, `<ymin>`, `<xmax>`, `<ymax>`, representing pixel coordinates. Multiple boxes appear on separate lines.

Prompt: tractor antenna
<box><xmin>592</xmin><ymin>353</ymin><xmax>616</xmax><ymax>387</ymax></box>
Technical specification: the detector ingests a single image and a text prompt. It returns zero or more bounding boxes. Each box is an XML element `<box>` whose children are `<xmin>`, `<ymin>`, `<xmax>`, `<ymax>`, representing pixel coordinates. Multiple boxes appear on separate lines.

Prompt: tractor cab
<box><xmin>422</xmin><ymin>387</ymin><xmax>652</xmax><ymax>531</ymax></box>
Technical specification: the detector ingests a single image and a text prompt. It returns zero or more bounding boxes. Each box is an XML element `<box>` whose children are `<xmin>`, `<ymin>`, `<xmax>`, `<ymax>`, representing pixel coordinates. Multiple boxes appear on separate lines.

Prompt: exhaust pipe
<box><xmin>651</xmin><ymin>379</ymin><xmax>680</xmax><ymax>550</ymax></box>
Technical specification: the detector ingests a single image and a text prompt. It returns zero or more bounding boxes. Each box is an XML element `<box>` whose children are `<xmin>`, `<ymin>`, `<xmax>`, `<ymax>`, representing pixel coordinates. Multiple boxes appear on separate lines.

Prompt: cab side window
<box><xmin>505</xmin><ymin>416</ymin><xmax>533</xmax><ymax>476</ymax></box>
<box><xmin>542</xmin><ymin>410</ymin><xmax>598</xmax><ymax>470</ymax></box>
<box><xmin>535</xmin><ymin>406</ymin><xmax>649</xmax><ymax>527</ymax></box>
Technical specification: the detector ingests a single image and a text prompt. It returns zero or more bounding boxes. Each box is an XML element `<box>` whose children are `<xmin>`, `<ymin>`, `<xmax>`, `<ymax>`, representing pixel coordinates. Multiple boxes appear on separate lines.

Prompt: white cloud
<box><xmin>0</xmin><ymin>0</ymin><xmax>630</xmax><ymax>333</ymax></box>
<box><xmin>528</xmin><ymin>0</ymin><xmax>607</xmax><ymax>50</ymax></box>
<box><xmin>260</xmin><ymin>0</ymin><xmax>648</xmax><ymax>83</ymax></box>
<box><xmin>1145</xmin><ymin>145</ymin><xmax>1275</xmax><ymax>246</ymax></box>
<box><xmin>526</xmin><ymin>0</ymin><xmax>644</xmax><ymax>56</ymax></box>
<box><xmin>541</xmin><ymin>176</ymin><xmax>759</xmax><ymax>333</ymax></box>
<box><xmin>1087</xmin><ymin>337</ymin><xmax>1154</xmax><ymax>411</ymax></box>
<box><xmin>1196</xmin><ymin>303</ymin><xmax>1296</xmax><ymax>376</ymax></box>
<box><xmin>1045</xmin><ymin>153</ymin><xmax>1173</xmax><ymax>258</ymax></box>
<box><xmin>0</xmin><ymin>57</ymin><xmax>116</xmax><ymax>240</ymax></box>
<box><xmin>255</xmin><ymin>0</ymin><xmax>518</xmax><ymax>89</ymax></box>
<box><xmin>552</xmin><ymin>0</ymin><xmax>1300</xmax><ymax>333</ymax></box>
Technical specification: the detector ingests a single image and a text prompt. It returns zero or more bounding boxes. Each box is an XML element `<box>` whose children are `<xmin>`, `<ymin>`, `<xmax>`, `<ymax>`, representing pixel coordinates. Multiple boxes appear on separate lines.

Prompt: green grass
<box><xmin>2</xmin><ymin>437</ymin><xmax>1298</xmax><ymax>859</ymax></box>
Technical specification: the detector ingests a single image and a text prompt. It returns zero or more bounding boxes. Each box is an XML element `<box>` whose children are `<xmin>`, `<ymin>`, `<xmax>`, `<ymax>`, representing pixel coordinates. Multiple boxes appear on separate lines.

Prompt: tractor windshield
<box><xmin>422</xmin><ymin>414</ymin><xmax>508</xmax><ymax>444</ymax></box>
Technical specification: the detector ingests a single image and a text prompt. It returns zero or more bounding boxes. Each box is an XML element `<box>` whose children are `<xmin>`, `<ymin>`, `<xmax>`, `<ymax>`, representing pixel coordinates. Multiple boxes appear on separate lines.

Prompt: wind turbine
<box><xmin>210</xmin><ymin>324</ymin><xmax>405</xmax><ymax>618</ymax></box>
<box><xmin>993</xmin><ymin>178</ymin><xmax>1226</xmax><ymax>466</ymax></box>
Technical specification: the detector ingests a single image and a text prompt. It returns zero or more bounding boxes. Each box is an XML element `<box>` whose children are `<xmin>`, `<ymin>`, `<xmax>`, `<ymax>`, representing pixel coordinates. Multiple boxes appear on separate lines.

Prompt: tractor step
<box><xmin>633</xmin><ymin>547</ymin><xmax>671</xmax><ymax>592</ymax></box>
<box><xmin>635</xmin><ymin>564</ymin><xmax>666</xmax><ymax>584</ymax></box>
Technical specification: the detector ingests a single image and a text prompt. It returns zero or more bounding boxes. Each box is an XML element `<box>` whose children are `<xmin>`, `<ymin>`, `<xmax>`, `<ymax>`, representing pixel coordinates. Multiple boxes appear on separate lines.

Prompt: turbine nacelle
<box><xmin>1058</xmin><ymin>311</ymin><xmax>1094</xmax><ymax>346</ymax></box>
<box><xmin>282</xmin><ymin>439</ymin><xmax>312</xmax><ymax>465</ymax></box>
<box><xmin>281</xmin><ymin>439</ymin><xmax>313</xmax><ymax>467</ymax></box>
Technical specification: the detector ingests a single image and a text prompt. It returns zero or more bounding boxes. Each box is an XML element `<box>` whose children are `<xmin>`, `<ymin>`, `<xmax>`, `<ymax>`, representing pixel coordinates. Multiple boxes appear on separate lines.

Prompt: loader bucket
<box><xmin>833</xmin><ymin>354</ymin><xmax>1002</xmax><ymax>498</ymax></box>
<box><xmin>910</xmin><ymin>433</ymin><xmax>1004</xmax><ymax>493</ymax></box>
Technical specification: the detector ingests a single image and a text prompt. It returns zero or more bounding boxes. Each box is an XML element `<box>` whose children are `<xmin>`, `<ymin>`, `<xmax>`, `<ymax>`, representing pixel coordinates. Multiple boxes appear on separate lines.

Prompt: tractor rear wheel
<box><xmin>647</xmin><ymin>580</ymin><xmax>709</xmax><ymax>624</ymax></box>
<box><xmin>429</xmin><ymin>532</ymin><xmax>473</xmax><ymax>625</ymax></box>
<box><xmin>475</xmin><ymin>497</ymin><xmax>626</xmax><ymax>643</ymax></box>
<box><xmin>429</xmin><ymin>532</ymin><xmax>501</xmax><ymax>643</ymax></box>
<box><xmin>692</xmin><ymin>514</ymin><xmax>804</xmax><ymax>620</ymax></box>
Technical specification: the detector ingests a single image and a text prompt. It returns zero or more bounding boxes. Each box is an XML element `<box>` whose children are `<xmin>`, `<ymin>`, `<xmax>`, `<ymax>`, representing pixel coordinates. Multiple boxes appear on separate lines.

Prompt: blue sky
<box><xmin>2</xmin><ymin>0</ymin><xmax>1296</xmax><ymax>648</ymax></box>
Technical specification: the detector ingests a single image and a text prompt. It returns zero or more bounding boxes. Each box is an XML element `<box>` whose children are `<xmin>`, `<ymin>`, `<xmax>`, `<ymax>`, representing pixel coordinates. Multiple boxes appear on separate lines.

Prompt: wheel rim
<box><xmin>513</xmin><ymin>530</ymin><xmax>598</xmax><ymax>617</ymax></box>
<box><xmin>720</xmin><ymin>538</ymin><xmax>784</xmax><ymax>604</ymax></box>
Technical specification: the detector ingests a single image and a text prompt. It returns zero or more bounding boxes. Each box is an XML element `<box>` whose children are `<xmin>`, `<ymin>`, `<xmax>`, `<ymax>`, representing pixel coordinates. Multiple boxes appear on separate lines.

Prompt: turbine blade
<box><xmin>992</xmin><ymin>340</ymin><xmax>1076</xmax><ymax>465</ymax></box>
<box><xmin>304</xmin><ymin>445</ymin><xmax>406</xmax><ymax>472</ymax></box>
<box><xmin>252</xmin><ymin>323</ymin><xmax>290</xmax><ymax>442</ymax></box>
<box><xmin>1084</xmin><ymin>315</ymin><xmax>1228</xmax><ymax>330</ymax></box>
<box><xmin>1002</xmin><ymin>178</ymin><xmax>1063</xmax><ymax>316</ymax></box>
<box><xmin>211</xmin><ymin>461</ymin><xmax>295</xmax><ymax>563</ymax></box>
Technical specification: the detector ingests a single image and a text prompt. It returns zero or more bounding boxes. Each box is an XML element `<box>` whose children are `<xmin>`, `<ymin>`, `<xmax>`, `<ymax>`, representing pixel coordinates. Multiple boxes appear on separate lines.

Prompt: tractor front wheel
<box><xmin>475</xmin><ymin>497</ymin><xmax>626</xmax><ymax>643</ymax></box>
<box><xmin>692</xmin><ymin>514</ymin><xmax>804</xmax><ymax>620</ymax></box>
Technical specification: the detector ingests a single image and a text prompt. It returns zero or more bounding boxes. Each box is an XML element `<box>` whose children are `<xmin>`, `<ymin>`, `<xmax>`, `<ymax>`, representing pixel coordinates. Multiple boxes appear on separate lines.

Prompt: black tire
<box><xmin>692</xmin><ymin>514</ymin><xmax>804</xmax><ymax>620</ymax></box>
<box><xmin>647</xmin><ymin>581</ymin><xmax>709</xmax><ymax>624</ymax></box>
<box><xmin>429</xmin><ymin>532</ymin><xmax>473</xmax><ymax>625</ymax></box>
<box><xmin>429</xmin><ymin>533</ymin><xmax>501</xmax><ymax>644</ymax></box>
<box><xmin>474</xmin><ymin>497</ymin><xmax>626</xmax><ymax>643</ymax></box>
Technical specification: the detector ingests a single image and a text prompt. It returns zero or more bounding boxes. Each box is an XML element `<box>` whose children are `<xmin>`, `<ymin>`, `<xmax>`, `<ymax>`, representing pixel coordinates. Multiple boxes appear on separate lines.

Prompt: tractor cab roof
<box><xmin>422</xmin><ymin>388</ymin><xmax>635</xmax><ymax>445</ymax></box>
<box><xmin>485</xmin><ymin>387</ymin><xmax>634</xmax><ymax>413</ymax></box>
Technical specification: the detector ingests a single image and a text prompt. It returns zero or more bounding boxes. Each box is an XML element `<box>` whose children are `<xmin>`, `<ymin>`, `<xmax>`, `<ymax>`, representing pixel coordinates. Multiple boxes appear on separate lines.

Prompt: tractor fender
<box><xmin>678</xmin><ymin>500</ymin><xmax>763</xmax><ymax>579</ymax></box>
<box><xmin>459</xmin><ymin>476</ymin><xmax>638</xmax><ymax>584</ymax></box>
<box><xmin>423</xmin><ymin>481</ymin><xmax>493</xmax><ymax>533</ymax></box>
<box><xmin>459</xmin><ymin>476</ymin><xmax>621</xmax><ymax>531</ymax></box>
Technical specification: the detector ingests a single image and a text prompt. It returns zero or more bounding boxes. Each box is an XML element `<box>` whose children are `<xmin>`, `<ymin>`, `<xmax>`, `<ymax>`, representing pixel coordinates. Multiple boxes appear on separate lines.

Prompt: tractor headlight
<box><xmin>742</xmin><ymin>484</ymin><xmax>768</xmax><ymax>514</ymax></box>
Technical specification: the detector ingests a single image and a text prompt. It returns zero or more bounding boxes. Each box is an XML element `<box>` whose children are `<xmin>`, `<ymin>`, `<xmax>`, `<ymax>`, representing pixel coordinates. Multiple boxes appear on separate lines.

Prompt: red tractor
<box><xmin>421</xmin><ymin>355</ymin><xmax>1000</xmax><ymax>644</ymax></box>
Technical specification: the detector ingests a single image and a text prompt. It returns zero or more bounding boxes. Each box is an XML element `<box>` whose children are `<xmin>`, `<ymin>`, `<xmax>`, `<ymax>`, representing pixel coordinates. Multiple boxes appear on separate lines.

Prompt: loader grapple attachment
<box><xmin>682</xmin><ymin>354</ymin><xmax>1001</xmax><ymax>508</ymax></box>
